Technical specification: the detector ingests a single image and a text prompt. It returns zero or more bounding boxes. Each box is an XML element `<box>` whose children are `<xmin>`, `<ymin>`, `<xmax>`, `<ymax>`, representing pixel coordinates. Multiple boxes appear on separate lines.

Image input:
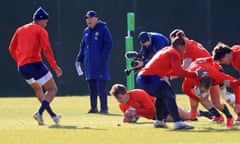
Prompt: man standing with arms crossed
<box><xmin>9</xmin><ymin>7</ymin><xmax>63</xmax><ymax>125</ymax></box>
<box><xmin>76</xmin><ymin>10</ymin><xmax>113</xmax><ymax>114</ymax></box>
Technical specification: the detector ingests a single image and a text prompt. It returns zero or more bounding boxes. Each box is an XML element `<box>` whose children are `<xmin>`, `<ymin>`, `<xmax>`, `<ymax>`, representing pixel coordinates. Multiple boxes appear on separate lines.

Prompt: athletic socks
<box><xmin>46</xmin><ymin>105</ymin><xmax>56</xmax><ymax>117</ymax></box>
<box><xmin>38</xmin><ymin>100</ymin><xmax>56</xmax><ymax>117</ymax></box>
<box><xmin>208</xmin><ymin>107</ymin><xmax>221</xmax><ymax>117</ymax></box>
<box><xmin>38</xmin><ymin>100</ymin><xmax>49</xmax><ymax>115</ymax></box>
<box><xmin>221</xmin><ymin>104</ymin><xmax>232</xmax><ymax>118</ymax></box>
<box><xmin>198</xmin><ymin>110</ymin><xmax>213</xmax><ymax>119</ymax></box>
<box><xmin>191</xmin><ymin>110</ymin><xmax>213</xmax><ymax>120</ymax></box>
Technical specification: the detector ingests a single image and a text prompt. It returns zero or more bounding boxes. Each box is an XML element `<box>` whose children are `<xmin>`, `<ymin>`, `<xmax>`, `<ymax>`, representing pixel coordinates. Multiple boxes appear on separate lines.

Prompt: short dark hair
<box><xmin>212</xmin><ymin>42</ymin><xmax>232</xmax><ymax>61</ymax></box>
<box><xmin>199</xmin><ymin>76</ymin><xmax>212</xmax><ymax>89</ymax></box>
<box><xmin>169</xmin><ymin>29</ymin><xmax>185</xmax><ymax>40</ymax></box>
<box><xmin>172</xmin><ymin>31</ymin><xmax>185</xmax><ymax>47</ymax></box>
<box><xmin>109</xmin><ymin>84</ymin><xmax>127</xmax><ymax>97</ymax></box>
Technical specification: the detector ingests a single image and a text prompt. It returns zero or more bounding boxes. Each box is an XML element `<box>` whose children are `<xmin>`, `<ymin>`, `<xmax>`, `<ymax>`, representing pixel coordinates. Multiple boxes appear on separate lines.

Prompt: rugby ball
<box><xmin>194</xmin><ymin>86</ymin><xmax>208</xmax><ymax>98</ymax></box>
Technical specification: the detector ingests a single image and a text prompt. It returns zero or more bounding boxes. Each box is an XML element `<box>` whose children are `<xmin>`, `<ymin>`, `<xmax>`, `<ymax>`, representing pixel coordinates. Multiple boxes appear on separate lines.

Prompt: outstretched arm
<box><xmin>170</xmin><ymin>53</ymin><xmax>196</xmax><ymax>77</ymax></box>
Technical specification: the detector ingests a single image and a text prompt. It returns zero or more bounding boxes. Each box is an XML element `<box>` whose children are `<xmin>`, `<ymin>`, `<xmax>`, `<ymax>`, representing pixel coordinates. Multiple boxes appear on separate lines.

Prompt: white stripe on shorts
<box><xmin>26</xmin><ymin>78</ymin><xmax>36</xmax><ymax>85</ymax></box>
<box><xmin>25</xmin><ymin>71</ymin><xmax>53</xmax><ymax>86</ymax></box>
<box><xmin>37</xmin><ymin>71</ymin><xmax>53</xmax><ymax>86</ymax></box>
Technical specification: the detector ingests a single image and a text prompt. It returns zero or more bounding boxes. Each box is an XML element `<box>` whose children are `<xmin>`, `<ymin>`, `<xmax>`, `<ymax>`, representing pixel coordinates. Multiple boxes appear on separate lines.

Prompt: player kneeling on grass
<box><xmin>109</xmin><ymin>84</ymin><xmax>211</xmax><ymax>125</ymax></box>
<box><xmin>9</xmin><ymin>7</ymin><xmax>62</xmax><ymax>125</ymax></box>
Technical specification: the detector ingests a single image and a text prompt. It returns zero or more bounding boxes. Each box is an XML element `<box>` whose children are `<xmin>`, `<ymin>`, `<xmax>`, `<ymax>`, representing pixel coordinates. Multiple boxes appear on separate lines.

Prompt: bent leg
<box><xmin>156</xmin><ymin>82</ymin><xmax>181</xmax><ymax>122</ymax></box>
<box><xmin>39</xmin><ymin>78</ymin><xmax>58</xmax><ymax>117</ymax></box>
<box><xmin>166</xmin><ymin>107</ymin><xmax>191</xmax><ymax>122</ymax></box>
<box><xmin>210</xmin><ymin>85</ymin><xmax>232</xmax><ymax>118</ymax></box>
<box><xmin>189</xmin><ymin>97</ymin><xmax>199</xmax><ymax>120</ymax></box>
<box><xmin>43</xmin><ymin>78</ymin><xmax>58</xmax><ymax>103</ymax></box>
<box><xmin>30</xmin><ymin>82</ymin><xmax>44</xmax><ymax>102</ymax></box>
<box><xmin>210</xmin><ymin>85</ymin><xmax>224</xmax><ymax>110</ymax></box>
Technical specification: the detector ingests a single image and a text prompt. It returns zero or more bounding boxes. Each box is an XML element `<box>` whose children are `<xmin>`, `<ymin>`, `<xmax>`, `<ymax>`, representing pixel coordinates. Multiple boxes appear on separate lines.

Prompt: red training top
<box><xmin>182</xmin><ymin>57</ymin><xmax>240</xmax><ymax>104</ymax></box>
<box><xmin>119</xmin><ymin>89</ymin><xmax>155</xmax><ymax>119</ymax></box>
<box><xmin>9</xmin><ymin>22</ymin><xmax>58</xmax><ymax>70</ymax></box>
<box><xmin>183</xmin><ymin>39</ymin><xmax>210</xmax><ymax>60</ymax></box>
<box><xmin>138</xmin><ymin>46</ymin><xmax>196</xmax><ymax>78</ymax></box>
<box><xmin>231</xmin><ymin>45</ymin><xmax>240</xmax><ymax>72</ymax></box>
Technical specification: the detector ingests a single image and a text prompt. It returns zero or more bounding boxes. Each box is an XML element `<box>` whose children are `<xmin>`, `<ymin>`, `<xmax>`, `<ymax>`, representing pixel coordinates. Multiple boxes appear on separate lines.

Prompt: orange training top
<box><xmin>138</xmin><ymin>46</ymin><xmax>196</xmax><ymax>78</ymax></box>
<box><xmin>182</xmin><ymin>39</ymin><xmax>210</xmax><ymax>60</ymax></box>
<box><xmin>9</xmin><ymin>22</ymin><xmax>58</xmax><ymax>70</ymax></box>
<box><xmin>119</xmin><ymin>89</ymin><xmax>155</xmax><ymax>119</ymax></box>
<box><xmin>231</xmin><ymin>45</ymin><xmax>240</xmax><ymax>72</ymax></box>
<box><xmin>182</xmin><ymin>57</ymin><xmax>240</xmax><ymax>104</ymax></box>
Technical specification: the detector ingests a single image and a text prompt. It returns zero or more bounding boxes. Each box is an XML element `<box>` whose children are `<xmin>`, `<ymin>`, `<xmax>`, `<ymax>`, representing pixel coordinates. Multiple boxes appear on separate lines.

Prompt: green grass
<box><xmin>0</xmin><ymin>95</ymin><xmax>239</xmax><ymax>144</ymax></box>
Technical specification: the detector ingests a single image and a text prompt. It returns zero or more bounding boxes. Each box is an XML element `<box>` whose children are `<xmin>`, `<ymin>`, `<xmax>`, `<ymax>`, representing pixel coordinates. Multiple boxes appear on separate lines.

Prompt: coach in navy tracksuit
<box><xmin>76</xmin><ymin>10</ymin><xmax>113</xmax><ymax>114</ymax></box>
<box><xmin>138</xmin><ymin>31</ymin><xmax>170</xmax><ymax>64</ymax></box>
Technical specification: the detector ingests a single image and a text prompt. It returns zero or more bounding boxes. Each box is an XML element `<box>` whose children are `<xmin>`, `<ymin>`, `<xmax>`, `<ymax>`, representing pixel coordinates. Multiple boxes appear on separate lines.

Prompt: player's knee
<box><xmin>31</xmin><ymin>83</ymin><xmax>42</xmax><ymax>91</ymax></box>
<box><xmin>212</xmin><ymin>101</ymin><xmax>223</xmax><ymax>109</ymax></box>
<box><xmin>46</xmin><ymin>85</ymin><xmax>58</xmax><ymax>96</ymax></box>
<box><xmin>51</xmin><ymin>86</ymin><xmax>58</xmax><ymax>95</ymax></box>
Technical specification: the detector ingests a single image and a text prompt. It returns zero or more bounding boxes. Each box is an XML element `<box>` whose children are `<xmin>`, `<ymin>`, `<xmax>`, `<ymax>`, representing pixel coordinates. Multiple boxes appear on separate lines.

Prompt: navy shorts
<box><xmin>136</xmin><ymin>75</ymin><xmax>175</xmax><ymax>99</ymax></box>
<box><xmin>18</xmin><ymin>62</ymin><xmax>52</xmax><ymax>85</ymax></box>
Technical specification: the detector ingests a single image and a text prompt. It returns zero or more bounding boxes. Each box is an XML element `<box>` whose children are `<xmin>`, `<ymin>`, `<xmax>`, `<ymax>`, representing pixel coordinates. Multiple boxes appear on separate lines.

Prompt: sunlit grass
<box><xmin>0</xmin><ymin>95</ymin><xmax>239</xmax><ymax>144</ymax></box>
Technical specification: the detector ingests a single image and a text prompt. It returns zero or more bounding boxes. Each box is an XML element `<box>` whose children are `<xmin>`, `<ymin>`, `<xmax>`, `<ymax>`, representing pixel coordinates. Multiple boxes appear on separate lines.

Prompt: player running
<box><xmin>9</xmin><ymin>7</ymin><xmax>63</xmax><ymax>125</ymax></box>
<box><xmin>136</xmin><ymin>31</ymin><xmax>204</xmax><ymax>129</ymax></box>
<box><xmin>110</xmin><ymin>84</ymin><xmax>212</xmax><ymax>124</ymax></box>
<box><xmin>182</xmin><ymin>57</ymin><xmax>240</xmax><ymax>128</ymax></box>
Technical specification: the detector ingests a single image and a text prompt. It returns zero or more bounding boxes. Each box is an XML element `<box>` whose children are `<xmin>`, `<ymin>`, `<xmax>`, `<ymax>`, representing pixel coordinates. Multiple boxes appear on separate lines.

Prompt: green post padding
<box><xmin>125</xmin><ymin>36</ymin><xmax>135</xmax><ymax>90</ymax></box>
<box><xmin>127</xmin><ymin>13</ymin><xmax>135</xmax><ymax>31</ymax></box>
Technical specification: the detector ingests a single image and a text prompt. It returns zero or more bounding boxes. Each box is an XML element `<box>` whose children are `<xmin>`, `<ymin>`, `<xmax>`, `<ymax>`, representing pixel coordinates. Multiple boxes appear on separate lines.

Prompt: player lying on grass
<box><xmin>110</xmin><ymin>84</ymin><xmax>212</xmax><ymax>124</ymax></box>
<box><xmin>8</xmin><ymin>7</ymin><xmax>62</xmax><ymax>125</ymax></box>
<box><xmin>212</xmin><ymin>42</ymin><xmax>240</xmax><ymax>121</ymax></box>
<box><xmin>182</xmin><ymin>57</ymin><xmax>240</xmax><ymax>128</ymax></box>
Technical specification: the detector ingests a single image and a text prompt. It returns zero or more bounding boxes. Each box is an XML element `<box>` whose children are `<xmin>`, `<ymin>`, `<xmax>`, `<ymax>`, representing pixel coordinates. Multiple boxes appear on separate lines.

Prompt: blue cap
<box><xmin>85</xmin><ymin>10</ymin><xmax>97</xmax><ymax>18</ymax></box>
<box><xmin>33</xmin><ymin>7</ymin><xmax>49</xmax><ymax>21</ymax></box>
<box><xmin>138</xmin><ymin>31</ymin><xmax>150</xmax><ymax>43</ymax></box>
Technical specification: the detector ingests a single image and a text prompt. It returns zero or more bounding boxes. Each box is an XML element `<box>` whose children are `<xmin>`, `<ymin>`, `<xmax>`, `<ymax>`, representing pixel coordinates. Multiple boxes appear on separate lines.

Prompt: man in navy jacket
<box><xmin>138</xmin><ymin>31</ymin><xmax>170</xmax><ymax>65</ymax></box>
<box><xmin>76</xmin><ymin>10</ymin><xmax>113</xmax><ymax>114</ymax></box>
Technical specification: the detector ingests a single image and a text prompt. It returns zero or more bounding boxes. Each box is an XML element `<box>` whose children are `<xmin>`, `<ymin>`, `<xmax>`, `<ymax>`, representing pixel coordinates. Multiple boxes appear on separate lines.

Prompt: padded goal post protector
<box><xmin>125</xmin><ymin>12</ymin><xmax>135</xmax><ymax>90</ymax></box>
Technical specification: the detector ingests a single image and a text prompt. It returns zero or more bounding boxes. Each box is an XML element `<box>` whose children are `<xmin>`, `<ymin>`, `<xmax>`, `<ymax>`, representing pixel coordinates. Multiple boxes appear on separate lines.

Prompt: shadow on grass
<box><xmin>234</xmin><ymin>122</ymin><xmax>240</xmax><ymax>126</ymax></box>
<box><xmin>48</xmin><ymin>125</ymin><xmax>107</xmax><ymax>130</ymax></box>
<box><xmin>167</xmin><ymin>126</ymin><xmax>239</xmax><ymax>133</ymax></box>
<box><xmin>100</xmin><ymin>113</ymin><xmax>122</xmax><ymax>117</ymax></box>
<box><xmin>85</xmin><ymin>112</ymin><xmax>122</xmax><ymax>117</ymax></box>
<box><xmin>134</xmin><ymin>122</ymin><xmax>153</xmax><ymax>125</ymax></box>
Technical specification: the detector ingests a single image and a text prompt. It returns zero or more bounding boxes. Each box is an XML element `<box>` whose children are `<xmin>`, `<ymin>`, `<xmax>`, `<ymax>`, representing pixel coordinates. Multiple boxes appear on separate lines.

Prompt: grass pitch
<box><xmin>0</xmin><ymin>95</ymin><xmax>239</xmax><ymax>144</ymax></box>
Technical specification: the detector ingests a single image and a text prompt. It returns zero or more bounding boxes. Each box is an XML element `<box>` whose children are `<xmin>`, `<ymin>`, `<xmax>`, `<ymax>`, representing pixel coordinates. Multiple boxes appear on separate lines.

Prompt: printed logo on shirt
<box><xmin>95</xmin><ymin>32</ymin><xmax>99</xmax><ymax>40</ymax></box>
